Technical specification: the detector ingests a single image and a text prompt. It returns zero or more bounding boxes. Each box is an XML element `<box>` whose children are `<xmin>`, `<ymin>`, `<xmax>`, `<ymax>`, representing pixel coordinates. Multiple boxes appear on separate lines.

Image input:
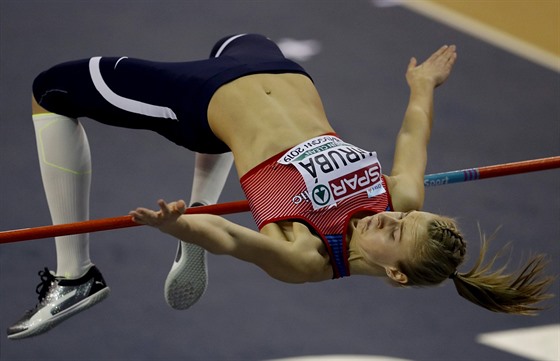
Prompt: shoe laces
<box><xmin>35</xmin><ymin>267</ymin><xmax>57</xmax><ymax>304</ymax></box>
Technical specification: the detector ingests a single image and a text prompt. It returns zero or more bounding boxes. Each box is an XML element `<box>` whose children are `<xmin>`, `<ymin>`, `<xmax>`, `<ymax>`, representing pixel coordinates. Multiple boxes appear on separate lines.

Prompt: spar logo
<box><xmin>282</xmin><ymin>136</ymin><xmax>384</xmax><ymax>209</ymax></box>
<box><xmin>329</xmin><ymin>164</ymin><xmax>382</xmax><ymax>201</ymax></box>
<box><xmin>311</xmin><ymin>184</ymin><xmax>331</xmax><ymax>206</ymax></box>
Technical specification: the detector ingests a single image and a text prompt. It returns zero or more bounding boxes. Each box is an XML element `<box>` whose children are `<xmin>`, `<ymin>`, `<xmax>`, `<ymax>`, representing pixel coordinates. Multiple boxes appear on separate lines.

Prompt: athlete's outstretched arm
<box><xmin>388</xmin><ymin>45</ymin><xmax>457</xmax><ymax>211</ymax></box>
<box><xmin>130</xmin><ymin>200</ymin><xmax>313</xmax><ymax>283</ymax></box>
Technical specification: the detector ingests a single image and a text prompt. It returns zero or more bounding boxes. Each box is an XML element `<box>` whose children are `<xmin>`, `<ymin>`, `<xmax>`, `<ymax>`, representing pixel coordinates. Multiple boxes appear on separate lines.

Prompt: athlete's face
<box><xmin>353</xmin><ymin>211</ymin><xmax>435</xmax><ymax>280</ymax></box>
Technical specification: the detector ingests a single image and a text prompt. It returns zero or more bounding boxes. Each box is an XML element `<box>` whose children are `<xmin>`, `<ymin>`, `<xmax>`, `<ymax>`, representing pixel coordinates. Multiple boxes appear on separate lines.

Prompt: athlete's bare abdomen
<box><xmin>208</xmin><ymin>73</ymin><xmax>334</xmax><ymax>176</ymax></box>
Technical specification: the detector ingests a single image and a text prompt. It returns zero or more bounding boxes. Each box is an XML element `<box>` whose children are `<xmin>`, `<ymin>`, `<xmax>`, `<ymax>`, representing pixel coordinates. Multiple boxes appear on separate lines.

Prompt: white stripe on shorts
<box><xmin>88</xmin><ymin>56</ymin><xmax>178</xmax><ymax>120</ymax></box>
<box><xmin>214</xmin><ymin>34</ymin><xmax>247</xmax><ymax>58</ymax></box>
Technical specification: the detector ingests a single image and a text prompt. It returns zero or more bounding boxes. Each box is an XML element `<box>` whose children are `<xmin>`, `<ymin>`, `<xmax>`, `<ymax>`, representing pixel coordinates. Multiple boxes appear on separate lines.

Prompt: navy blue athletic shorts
<box><xmin>32</xmin><ymin>34</ymin><xmax>311</xmax><ymax>153</ymax></box>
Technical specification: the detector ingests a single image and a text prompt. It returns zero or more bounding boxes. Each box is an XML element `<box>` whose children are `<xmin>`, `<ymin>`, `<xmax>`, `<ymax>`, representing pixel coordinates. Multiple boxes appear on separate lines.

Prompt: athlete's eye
<box><xmin>392</xmin><ymin>224</ymin><xmax>399</xmax><ymax>240</ymax></box>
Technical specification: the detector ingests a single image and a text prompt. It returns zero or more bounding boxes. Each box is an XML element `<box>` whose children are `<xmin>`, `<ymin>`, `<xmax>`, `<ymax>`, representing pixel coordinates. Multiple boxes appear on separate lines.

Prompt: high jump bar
<box><xmin>1</xmin><ymin>156</ymin><xmax>558</xmax><ymax>244</ymax></box>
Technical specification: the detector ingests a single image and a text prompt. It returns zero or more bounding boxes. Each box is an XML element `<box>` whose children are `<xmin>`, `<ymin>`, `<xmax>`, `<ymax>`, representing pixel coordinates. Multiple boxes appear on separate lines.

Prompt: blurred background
<box><xmin>0</xmin><ymin>1</ymin><xmax>558</xmax><ymax>360</ymax></box>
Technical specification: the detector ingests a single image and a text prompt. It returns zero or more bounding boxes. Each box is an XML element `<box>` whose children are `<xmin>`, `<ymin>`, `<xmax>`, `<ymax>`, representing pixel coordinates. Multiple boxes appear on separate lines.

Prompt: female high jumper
<box><xmin>8</xmin><ymin>34</ymin><xmax>553</xmax><ymax>340</ymax></box>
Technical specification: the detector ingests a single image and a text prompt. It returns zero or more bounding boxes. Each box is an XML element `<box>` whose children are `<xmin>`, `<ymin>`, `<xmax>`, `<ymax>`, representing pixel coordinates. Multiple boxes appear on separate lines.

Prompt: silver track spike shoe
<box><xmin>7</xmin><ymin>266</ymin><xmax>110</xmax><ymax>340</ymax></box>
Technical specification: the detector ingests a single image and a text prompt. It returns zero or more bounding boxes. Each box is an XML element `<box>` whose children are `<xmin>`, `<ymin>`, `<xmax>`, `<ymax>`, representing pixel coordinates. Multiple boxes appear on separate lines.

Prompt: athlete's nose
<box><xmin>378</xmin><ymin>213</ymin><xmax>397</xmax><ymax>228</ymax></box>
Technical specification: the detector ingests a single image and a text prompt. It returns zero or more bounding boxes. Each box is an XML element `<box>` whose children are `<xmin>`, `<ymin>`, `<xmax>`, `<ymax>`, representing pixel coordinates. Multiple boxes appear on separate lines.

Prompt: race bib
<box><xmin>279</xmin><ymin>135</ymin><xmax>385</xmax><ymax>209</ymax></box>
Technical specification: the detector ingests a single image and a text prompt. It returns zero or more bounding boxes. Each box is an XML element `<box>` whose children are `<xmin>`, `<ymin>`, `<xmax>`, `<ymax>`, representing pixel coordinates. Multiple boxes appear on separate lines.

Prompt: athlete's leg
<box><xmin>7</xmin><ymin>98</ymin><xmax>110</xmax><ymax>340</ymax></box>
<box><xmin>189</xmin><ymin>153</ymin><xmax>234</xmax><ymax>206</ymax></box>
<box><xmin>164</xmin><ymin>37</ymin><xmax>240</xmax><ymax>309</ymax></box>
<box><xmin>10</xmin><ymin>56</ymin><xmax>172</xmax><ymax>339</ymax></box>
<box><xmin>163</xmin><ymin>152</ymin><xmax>234</xmax><ymax>310</ymax></box>
<box><xmin>31</xmin><ymin>97</ymin><xmax>92</xmax><ymax>279</ymax></box>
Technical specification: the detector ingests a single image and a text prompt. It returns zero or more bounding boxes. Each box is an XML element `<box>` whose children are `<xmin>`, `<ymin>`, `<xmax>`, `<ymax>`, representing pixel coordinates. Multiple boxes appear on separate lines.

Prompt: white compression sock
<box><xmin>189</xmin><ymin>152</ymin><xmax>233</xmax><ymax>206</ymax></box>
<box><xmin>32</xmin><ymin>113</ymin><xmax>93</xmax><ymax>279</ymax></box>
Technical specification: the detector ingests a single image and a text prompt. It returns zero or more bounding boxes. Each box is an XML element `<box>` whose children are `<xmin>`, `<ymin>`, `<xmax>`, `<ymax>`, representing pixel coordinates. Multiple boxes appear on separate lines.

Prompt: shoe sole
<box><xmin>164</xmin><ymin>241</ymin><xmax>207</xmax><ymax>310</ymax></box>
<box><xmin>7</xmin><ymin>287</ymin><xmax>110</xmax><ymax>340</ymax></box>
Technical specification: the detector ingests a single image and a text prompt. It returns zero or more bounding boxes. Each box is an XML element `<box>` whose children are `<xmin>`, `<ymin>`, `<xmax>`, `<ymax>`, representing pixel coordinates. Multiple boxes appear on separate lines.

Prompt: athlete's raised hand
<box><xmin>406</xmin><ymin>45</ymin><xmax>457</xmax><ymax>89</ymax></box>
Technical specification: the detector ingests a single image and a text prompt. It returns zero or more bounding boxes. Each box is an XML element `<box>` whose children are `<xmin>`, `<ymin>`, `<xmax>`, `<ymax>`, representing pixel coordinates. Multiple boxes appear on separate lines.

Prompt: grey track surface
<box><xmin>0</xmin><ymin>1</ymin><xmax>558</xmax><ymax>360</ymax></box>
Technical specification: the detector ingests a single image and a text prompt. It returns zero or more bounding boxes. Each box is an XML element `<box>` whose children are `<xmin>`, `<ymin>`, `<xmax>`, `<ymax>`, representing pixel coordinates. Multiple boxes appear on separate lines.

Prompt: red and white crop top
<box><xmin>240</xmin><ymin>134</ymin><xmax>392</xmax><ymax>278</ymax></box>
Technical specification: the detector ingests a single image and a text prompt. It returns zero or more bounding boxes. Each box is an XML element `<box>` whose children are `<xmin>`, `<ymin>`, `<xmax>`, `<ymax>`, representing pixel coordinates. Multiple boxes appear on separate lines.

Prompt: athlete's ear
<box><xmin>385</xmin><ymin>267</ymin><xmax>408</xmax><ymax>284</ymax></box>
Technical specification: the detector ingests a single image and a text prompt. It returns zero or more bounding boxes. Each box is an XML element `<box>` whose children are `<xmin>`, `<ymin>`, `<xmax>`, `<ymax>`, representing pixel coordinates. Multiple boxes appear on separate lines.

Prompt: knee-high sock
<box><xmin>189</xmin><ymin>152</ymin><xmax>233</xmax><ymax>206</ymax></box>
<box><xmin>32</xmin><ymin>113</ymin><xmax>93</xmax><ymax>279</ymax></box>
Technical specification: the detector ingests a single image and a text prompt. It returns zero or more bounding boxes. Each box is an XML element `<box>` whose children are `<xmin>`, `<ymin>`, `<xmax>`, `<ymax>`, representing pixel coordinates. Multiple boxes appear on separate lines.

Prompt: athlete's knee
<box><xmin>209</xmin><ymin>33</ymin><xmax>272</xmax><ymax>58</ymax></box>
<box><xmin>32</xmin><ymin>64</ymin><xmax>81</xmax><ymax>118</ymax></box>
<box><xmin>32</xmin><ymin>69</ymin><xmax>58</xmax><ymax>114</ymax></box>
<box><xmin>209</xmin><ymin>34</ymin><xmax>242</xmax><ymax>58</ymax></box>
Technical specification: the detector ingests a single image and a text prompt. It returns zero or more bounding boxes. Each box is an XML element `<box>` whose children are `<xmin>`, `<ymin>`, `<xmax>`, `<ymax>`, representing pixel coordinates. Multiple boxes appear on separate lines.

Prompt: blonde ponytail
<box><xmin>451</xmin><ymin>232</ymin><xmax>554</xmax><ymax>315</ymax></box>
<box><xmin>398</xmin><ymin>218</ymin><xmax>555</xmax><ymax>315</ymax></box>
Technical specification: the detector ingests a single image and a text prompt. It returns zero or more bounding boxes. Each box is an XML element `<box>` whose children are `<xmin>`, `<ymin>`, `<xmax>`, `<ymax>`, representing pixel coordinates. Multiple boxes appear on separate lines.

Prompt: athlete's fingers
<box><xmin>158</xmin><ymin>199</ymin><xmax>170</xmax><ymax>215</ymax></box>
<box><xmin>431</xmin><ymin>45</ymin><xmax>450</xmax><ymax>60</ymax></box>
<box><xmin>129</xmin><ymin>208</ymin><xmax>153</xmax><ymax>224</ymax></box>
<box><xmin>426</xmin><ymin>45</ymin><xmax>455</xmax><ymax>65</ymax></box>
<box><xmin>175</xmin><ymin>199</ymin><xmax>187</xmax><ymax>214</ymax></box>
<box><xmin>407</xmin><ymin>57</ymin><xmax>418</xmax><ymax>71</ymax></box>
<box><xmin>437</xmin><ymin>45</ymin><xmax>457</xmax><ymax>65</ymax></box>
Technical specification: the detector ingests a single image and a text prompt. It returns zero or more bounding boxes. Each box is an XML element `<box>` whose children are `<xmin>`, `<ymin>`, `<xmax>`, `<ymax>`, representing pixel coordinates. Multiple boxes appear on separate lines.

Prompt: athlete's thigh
<box><xmin>33</xmin><ymin>57</ymin><xmax>193</xmax><ymax>147</ymax></box>
<box><xmin>34</xmin><ymin>57</ymin><xmax>177</xmax><ymax>124</ymax></box>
